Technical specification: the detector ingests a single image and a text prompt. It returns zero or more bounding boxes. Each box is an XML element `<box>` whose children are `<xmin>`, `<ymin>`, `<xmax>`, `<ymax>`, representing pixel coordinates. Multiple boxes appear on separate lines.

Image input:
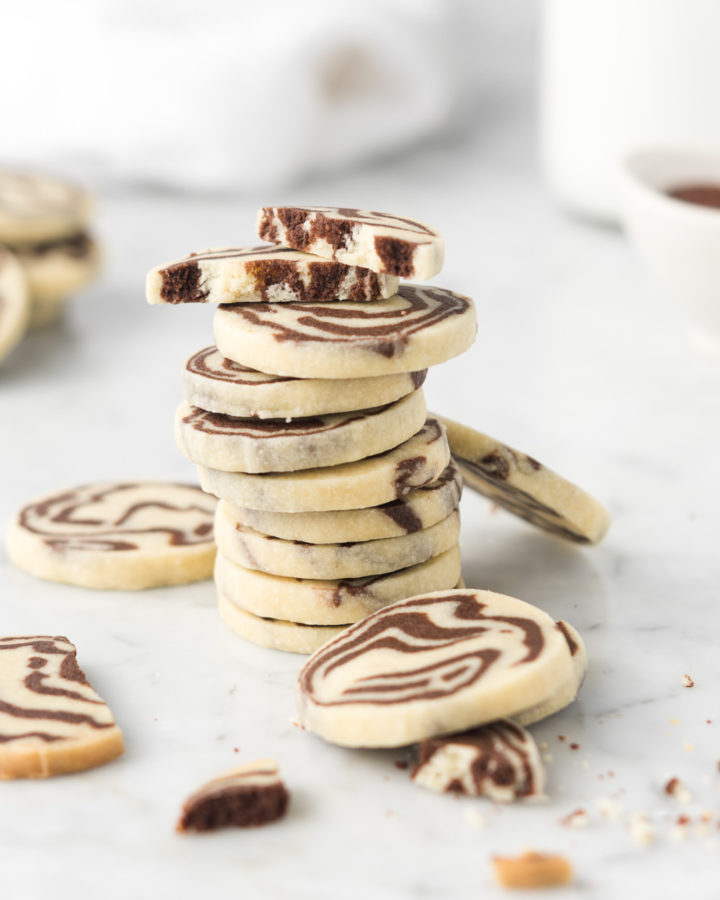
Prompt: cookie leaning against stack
<box><xmin>147</xmin><ymin>207</ymin><xmax>477</xmax><ymax>653</ymax></box>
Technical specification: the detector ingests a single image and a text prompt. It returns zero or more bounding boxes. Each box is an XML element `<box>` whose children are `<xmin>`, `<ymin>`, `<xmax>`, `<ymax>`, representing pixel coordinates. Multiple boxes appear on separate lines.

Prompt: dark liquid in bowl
<box><xmin>667</xmin><ymin>183</ymin><xmax>720</xmax><ymax>209</ymax></box>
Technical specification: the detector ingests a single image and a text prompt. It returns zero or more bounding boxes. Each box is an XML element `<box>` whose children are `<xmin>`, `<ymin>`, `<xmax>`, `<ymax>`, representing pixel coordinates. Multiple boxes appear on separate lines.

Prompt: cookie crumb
<box><xmin>492</xmin><ymin>851</ymin><xmax>573</xmax><ymax>889</ymax></box>
<box><xmin>394</xmin><ymin>760</ymin><xmax>409</xmax><ymax>770</ymax></box>
<box><xmin>560</xmin><ymin>808</ymin><xmax>588</xmax><ymax>828</ymax></box>
<box><xmin>681</xmin><ymin>674</ymin><xmax>695</xmax><ymax>688</ymax></box>
<box><xmin>597</xmin><ymin>798</ymin><xmax>622</xmax><ymax>820</ymax></box>
<box><xmin>682</xmin><ymin>742</ymin><xmax>695</xmax><ymax>752</ymax></box>
<box><xmin>629</xmin><ymin>812</ymin><xmax>655</xmax><ymax>846</ymax></box>
<box><xmin>464</xmin><ymin>808</ymin><xmax>487</xmax><ymax>829</ymax></box>
<box><xmin>569</xmin><ymin>743</ymin><xmax>580</xmax><ymax>751</ymax></box>
<box><xmin>557</xmin><ymin>735</ymin><xmax>566</xmax><ymax>742</ymax></box>
<box><xmin>664</xmin><ymin>777</ymin><xmax>692</xmax><ymax>803</ymax></box>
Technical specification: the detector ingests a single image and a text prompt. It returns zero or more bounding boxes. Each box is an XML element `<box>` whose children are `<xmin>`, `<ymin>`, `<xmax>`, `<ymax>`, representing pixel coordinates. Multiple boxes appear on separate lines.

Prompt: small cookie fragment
<box><xmin>177</xmin><ymin>759</ymin><xmax>289</xmax><ymax>832</ymax></box>
<box><xmin>492</xmin><ymin>851</ymin><xmax>573</xmax><ymax>889</ymax></box>
<box><xmin>411</xmin><ymin>719</ymin><xmax>546</xmax><ymax>802</ymax></box>
<box><xmin>0</xmin><ymin>635</ymin><xmax>124</xmax><ymax>779</ymax></box>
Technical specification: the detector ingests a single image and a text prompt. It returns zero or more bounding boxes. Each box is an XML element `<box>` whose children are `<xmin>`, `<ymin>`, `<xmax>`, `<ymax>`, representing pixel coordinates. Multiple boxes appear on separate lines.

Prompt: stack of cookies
<box><xmin>147</xmin><ymin>206</ymin><xmax>477</xmax><ymax>653</ymax></box>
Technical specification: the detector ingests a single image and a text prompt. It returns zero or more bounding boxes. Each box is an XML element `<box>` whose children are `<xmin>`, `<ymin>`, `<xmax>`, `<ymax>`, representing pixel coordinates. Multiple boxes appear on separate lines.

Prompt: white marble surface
<box><xmin>2</xmin><ymin>113</ymin><xmax>719</xmax><ymax>899</ymax></box>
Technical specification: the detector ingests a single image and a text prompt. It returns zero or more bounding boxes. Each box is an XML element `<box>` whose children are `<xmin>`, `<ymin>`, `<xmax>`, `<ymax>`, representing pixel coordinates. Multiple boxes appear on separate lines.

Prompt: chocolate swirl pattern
<box><xmin>0</xmin><ymin>636</ymin><xmax>123</xmax><ymax>778</ymax></box>
<box><xmin>296</xmin><ymin>589</ymin><xmax>579</xmax><ymax>747</ymax></box>
<box><xmin>257</xmin><ymin>206</ymin><xmax>444</xmax><ymax>279</ymax></box>
<box><xmin>7</xmin><ymin>482</ymin><xmax>217</xmax><ymax>590</ymax></box>
<box><xmin>214</xmin><ymin>284</ymin><xmax>477</xmax><ymax>378</ymax></box>
<box><xmin>411</xmin><ymin>719</ymin><xmax>546</xmax><ymax>801</ymax></box>
<box><xmin>147</xmin><ymin>244</ymin><xmax>398</xmax><ymax>305</ymax></box>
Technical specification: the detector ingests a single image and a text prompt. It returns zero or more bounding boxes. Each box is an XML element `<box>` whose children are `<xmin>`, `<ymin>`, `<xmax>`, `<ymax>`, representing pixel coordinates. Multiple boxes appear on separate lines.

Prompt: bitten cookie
<box><xmin>174</xmin><ymin>388</ymin><xmax>426</xmax><ymax>473</ymax></box>
<box><xmin>223</xmin><ymin>461</ymin><xmax>461</xmax><ymax>543</ymax></box>
<box><xmin>0</xmin><ymin>247</ymin><xmax>30</xmax><ymax>362</ymax></box>
<box><xmin>411</xmin><ymin>719</ymin><xmax>546</xmax><ymax>801</ymax></box>
<box><xmin>257</xmin><ymin>206</ymin><xmax>444</xmax><ymax>280</ymax></box>
<box><xmin>6</xmin><ymin>482</ymin><xmax>216</xmax><ymax>590</ymax></box>
<box><xmin>296</xmin><ymin>589</ymin><xmax>583</xmax><ymax>747</ymax></box>
<box><xmin>197</xmin><ymin>417</ymin><xmax>451</xmax><ymax>513</ymax></box>
<box><xmin>147</xmin><ymin>245</ymin><xmax>399</xmax><ymax>305</ymax></box>
<box><xmin>215</xmin><ymin>545</ymin><xmax>462</xmax><ymax>625</ymax></box>
<box><xmin>0</xmin><ymin>635</ymin><xmax>124</xmax><ymax>779</ymax></box>
<box><xmin>215</xmin><ymin>500</ymin><xmax>460</xmax><ymax>579</ymax></box>
<box><xmin>176</xmin><ymin>759</ymin><xmax>289</xmax><ymax>832</ymax></box>
<box><xmin>213</xmin><ymin>285</ymin><xmax>477</xmax><ymax>379</ymax></box>
<box><xmin>183</xmin><ymin>346</ymin><xmax>426</xmax><ymax>419</ymax></box>
<box><xmin>436</xmin><ymin>415</ymin><xmax>611</xmax><ymax>545</ymax></box>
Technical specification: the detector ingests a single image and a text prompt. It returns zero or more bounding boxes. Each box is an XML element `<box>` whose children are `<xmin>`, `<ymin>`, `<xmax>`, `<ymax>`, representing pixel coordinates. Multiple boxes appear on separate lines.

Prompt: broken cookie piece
<box><xmin>177</xmin><ymin>759</ymin><xmax>289</xmax><ymax>832</ymax></box>
<box><xmin>492</xmin><ymin>851</ymin><xmax>573</xmax><ymax>889</ymax></box>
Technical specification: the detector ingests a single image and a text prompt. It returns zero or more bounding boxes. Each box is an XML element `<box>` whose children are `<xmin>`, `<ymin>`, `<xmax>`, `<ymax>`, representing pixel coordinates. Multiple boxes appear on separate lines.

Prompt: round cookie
<box><xmin>6</xmin><ymin>482</ymin><xmax>216</xmax><ymax>590</ymax></box>
<box><xmin>436</xmin><ymin>415</ymin><xmax>611</xmax><ymax>545</ymax></box>
<box><xmin>183</xmin><ymin>346</ymin><xmax>427</xmax><ymax>419</ymax></box>
<box><xmin>213</xmin><ymin>284</ymin><xmax>477</xmax><ymax>379</ymax></box>
<box><xmin>175</xmin><ymin>389</ymin><xmax>426</xmax><ymax>474</ymax></box>
<box><xmin>0</xmin><ymin>247</ymin><xmax>30</xmax><ymax>362</ymax></box>
<box><xmin>295</xmin><ymin>588</ymin><xmax>580</xmax><ymax>748</ymax></box>
<box><xmin>215</xmin><ymin>500</ymin><xmax>460</xmax><ymax>579</ymax></box>
<box><xmin>226</xmin><ymin>461</ymin><xmax>462</xmax><ymax>543</ymax></box>
<box><xmin>214</xmin><ymin>545</ymin><xmax>462</xmax><ymax>625</ymax></box>
<box><xmin>0</xmin><ymin>170</ymin><xmax>92</xmax><ymax>245</ymax></box>
<box><xmin>218</xmin><ymin>591</ymin><xmax>347</xmax><ymax>655</ymax></box>
<box><xmin>15</xmin><ymin>232</ymin><xmax>101</xmax><ymax>304</ymax></box>
<box><xmin>197</xmin><ymin>417</ymin><xmax>450</xmax><ymax>512</ymax></box>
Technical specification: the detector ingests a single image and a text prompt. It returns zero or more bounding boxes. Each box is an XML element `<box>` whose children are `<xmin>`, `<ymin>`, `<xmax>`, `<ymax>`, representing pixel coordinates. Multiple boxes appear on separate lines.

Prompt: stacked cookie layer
<box><xmin>148</xmin><ymin>206</ymin><xmax>477</xmax><ymax>653</ymax></box>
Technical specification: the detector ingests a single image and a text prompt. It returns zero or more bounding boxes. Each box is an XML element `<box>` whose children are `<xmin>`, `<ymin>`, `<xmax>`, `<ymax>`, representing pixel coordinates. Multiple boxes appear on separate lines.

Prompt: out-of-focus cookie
<box><xmin>6</xmin><ymin>482</ymin><xmax>216</xmax><ymax>590</ymax></box>
<box><xmin>257</xmin><ymin>206</ymin><xmax>444</xmax><ymax>280</ymax></box>
<box><xmin>213</xmin><ymin>285</ymin><xmax>476</xmax><ymax>379</ymax></box>
<box><xmin>0</xmin><ymin>170</ymin><xmax>92</xmax><ymax>245</ymax></box>
<box><xmin>15</xmin><ymin>232</ymin><xmax>101</xmax><ymax>304</ymax></box>
<box><xmin>197</xmin><ymin>417</ymin><xmax>450</xmax><ymax>513</ymax></box>
<box><xmin>0</xmin><ymin>247</ymin><xmax>29</xmax><ymax>362</ymax></box>
<box><xmin>411</xmin><ymin>719</ymin><xmax>546</xmax><ymax>801</ymax></box>
<box><xmin>215</xmin><ymin>545</ymin><xmax>462</xmax><ymax>625</ymax></box>
<box><xmin>215</xmin><ymin>500</ymin><xmax>460</xmax><ymax>579</ymax></box>
<box><xmin>436</xmin><ymin>415</ymin><xmax>610</xmax><ymax>545</ymax></box>
<box><xmin>182</xmin><ymin>346</ymin><xmax>426</xmax><ymax>419</ymax></box>
<box><xmin>0</xmin><ymin>635</ymin><xmax>123</xmax><ymax>779</ymax></box>
<box><xmin>492</xmin><ymin>851</ymin><xmax>573</xmax><ymax>889</ymax></box>
<box><xmin>174</xmin><ymin>389</ymin><xmax>426</xmax><ymax>473</ymax></box>
<box><xmin>147</xmin><ymin>245</ymin><xmax>399</xmax><ymax>305</ymax></box>
<box><xmin>296</xmin><ymin>589</ymin><xmax>581</xmax><ymax>748</ymax></box>
<box><xmin>176</xmin><ymin>759</ymin><xmax>289</xmax><ymax>832</ymax></box>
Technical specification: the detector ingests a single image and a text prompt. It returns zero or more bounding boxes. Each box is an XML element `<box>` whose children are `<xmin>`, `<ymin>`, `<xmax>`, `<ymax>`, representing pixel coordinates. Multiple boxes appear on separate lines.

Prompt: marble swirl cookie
<box><xmin>176</xmin><ymin>759</ymin><xmax>289</xmax><ymax>832</ymax></box>
<box><xmin>218</xmin><ymin>591</ymin><xmax>347</xmax><ymax>655</ymax></box>
<box><xmin>215</xmin><ymin>500</ymin><xmax>460</xmax><ymax>579</ymax></box>
<box><xmin>6</xmin><ymin>482</ymin><xmax>216</xmax><ymax>590</ymax></box>
<box><xmin>257</xmin><ymin>206</ymin><xmax>444</xmax><ymax>280</ymax></box>
<box><xmin>436</xmin><ymin>415</ymin><xmax>611</xmax><ymax>545</ymax></box>
<box><xmin>183</xmin><ymin>346</ymin><xmax>426</xmax><ymax>419</ymax></box>
<box><xmin>14</xmin><ymin>231</ymin><xmax>101</xmax><ymax>306</ymax></box>
<box><xmin>0</xmin><ymin>247</ymin><xmax>30</xmax><ymax>362</ymax></box>
<box><xmin>174</xmin><ymin>389</ymin><xmax>426</xmax><ymax>474</ymax></box>
<box><xmin>225</xmin><ymin>461</ymin><xmax>462</xmax><ymax>543</ymax></box>
<box><xmin>0</xmin><ymin>170</ymin><xmax>93</xmax><ymax>245</ymax></box>
<box><xmin>213</xmin><ymin>284</ymin><xmax>477</xmax><ymax>379</ymax></box>
<box><xmin>147</xmin><ymin>245</ymin><xmax>398</xmax><ymax>305</ymax></box>
<box><xmin>0</xmin><ymin>635</ymin><xmax>124</xmax><ymax>779</ymax></box>
<box><xmin>411</xmin><ymin>719</ymin><xmax>546</xmax><ymax>802</ymax></box>
<box><xmin>197</xmin><ymin>417</ymin><xmax>451</xmax><ymax>513</ymax></box>
<box><xmin>215</xmin><ymin>545</ymin><xmax>462</xmax><ymax>626</ymax></box>
<box><xmin>295</xmin><ymin>589</ymin><xmax>581</xmax><ymax>747</ymax></box>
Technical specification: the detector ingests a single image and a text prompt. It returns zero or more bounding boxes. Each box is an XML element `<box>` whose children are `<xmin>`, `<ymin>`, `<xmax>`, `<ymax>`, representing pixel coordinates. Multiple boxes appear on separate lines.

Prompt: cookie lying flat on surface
<box><xmin>0</xmin><ymin>247</ymin><xmax>29</xmax><ymax>362</ymax></box>
<box><xmin>15</xmin><ymin>232</ymin><xmax>101</xmax><ymax>304</ymax></box>
<box><xmin>492</xmin><ymin>851</ymin><xmax>573</xmax><ymax>889</ymax></box>
<box><xmin>227</xmin><ymin>461</ymin><xmax>461</xmax><ymax>543</ymax></box>
<box><xmin>411</xmin><ymin>719</ymin><xmax>546</xmax><ymax>801</ymax></box>
<box><xmin>0</xmin><ymin>170</ymin><xmax>93</xmax><ymax>245</ymax></box>
<box><xmin>6</xmin><ymin>482</ymin><xmax>216</xmax><ymax>590</ymax></box>
<box><xmin>213</xmin><ymin>285</ymin><xmax>476</xmax><ymax>379</ymax></box>
<box><xmin>257</xmin><ymin>206</ymin><xmax>444</xmax><ymax>280</ymax></box>
<box><xmin>177</xmin><ymin>759</ymin><xmax>289</xmax><ymax>832</ymax></box>
<box><xmin>147</xmin><ymin>245</ymin><xmax>399</xmax><ymax>305</ymax></box>
<box><xmin>174</xmin><ymin>389</ymin><xmax>426</xmax><ymax>473</ymax></box>
<box><xmin>215</xmin><ymin>545</ymin><xmax>462</xmax><ymax>625</ymax></box>
<box><xmin>183</xmin><ymin>346</ymin><xmax>426</xmax><ymax>419</ymax></box>
<box><xmin>218</xmin><ymin>592</ymin><xmax>347</xmax><ymax>655</ymax></box>
<box><xmin>215</xmin><ymin>500</ymin><xmax>460</xmax><ymax>579</ymax></box>
<box><xmin>296</xmin><ymin>589</ymin><xmax>581</xmax><ymax>748</ymax></box>
<box><xmin>436</xmin><ymin>415</ymin><xmax>610</xmax><ymax>545</ymax></box>
<box><xmin>0</xmin><ymin>636</ymin><xmax>123</xmax><ymax>779</ymax></box>
<box><xmin>197</xmin><ymin>417</ymin><xmax>451</xmax><ymax>513</ymax></box>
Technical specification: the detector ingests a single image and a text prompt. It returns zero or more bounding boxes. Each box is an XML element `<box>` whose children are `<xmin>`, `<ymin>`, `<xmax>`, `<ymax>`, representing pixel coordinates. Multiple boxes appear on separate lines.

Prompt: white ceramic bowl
<box><xmin>619</xmin><ymin>148</ymin><xmax>720</xmax><ymax>356</ymax></box>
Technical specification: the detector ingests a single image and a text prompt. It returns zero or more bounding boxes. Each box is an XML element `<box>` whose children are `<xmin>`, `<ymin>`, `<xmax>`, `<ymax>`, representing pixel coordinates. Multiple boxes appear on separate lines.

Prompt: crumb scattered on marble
<box><xmin>560</xmin><ymin>808</ymin><xmax>588</xmax><ymax>828</ymax></box>
<box><xmin>464</xmin><ymin>808</ymin><xmax>486</xmax><ymax>829</ymax></box>
<box><xmin>597</xmin><ymin>798</ymin><xmax>623</xmax><ymax>820</ymax></box>
<box><xmin>543</xmin><ymin>753</ymin><xmax>554</xmax><ymax>763</ymax></box>
<box><xmin>629</xmin><ymin>812</ymin><xmax>655</xmax><ymax>846</ymax></box>
<box><xmin>570</xmin><ymin>743</ymin><xmax>579</xmax><ymax>751</ymax></box>
<box><xmin>664</xmin><ymin>777</ymin><xmax>692</xmax><ymax>803</ymax></box>
<box><xmin>683</xmin><ymin>742</ymin><xmax>695</xmax><ymax>752</ymax></box>
<box><xmin>233</xmin><ymin>747</ymin><xmax>239</xmax><ymax>753</ymax></box>
<box><xmin>681</xmin><ymin>674</ymin><xmax>695</xmax><ymax>688</ymax></box>
<box><xmin>558</xmin><ymin>735</ymin><xmax>566</xmax><ymax>742</ymax></box>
